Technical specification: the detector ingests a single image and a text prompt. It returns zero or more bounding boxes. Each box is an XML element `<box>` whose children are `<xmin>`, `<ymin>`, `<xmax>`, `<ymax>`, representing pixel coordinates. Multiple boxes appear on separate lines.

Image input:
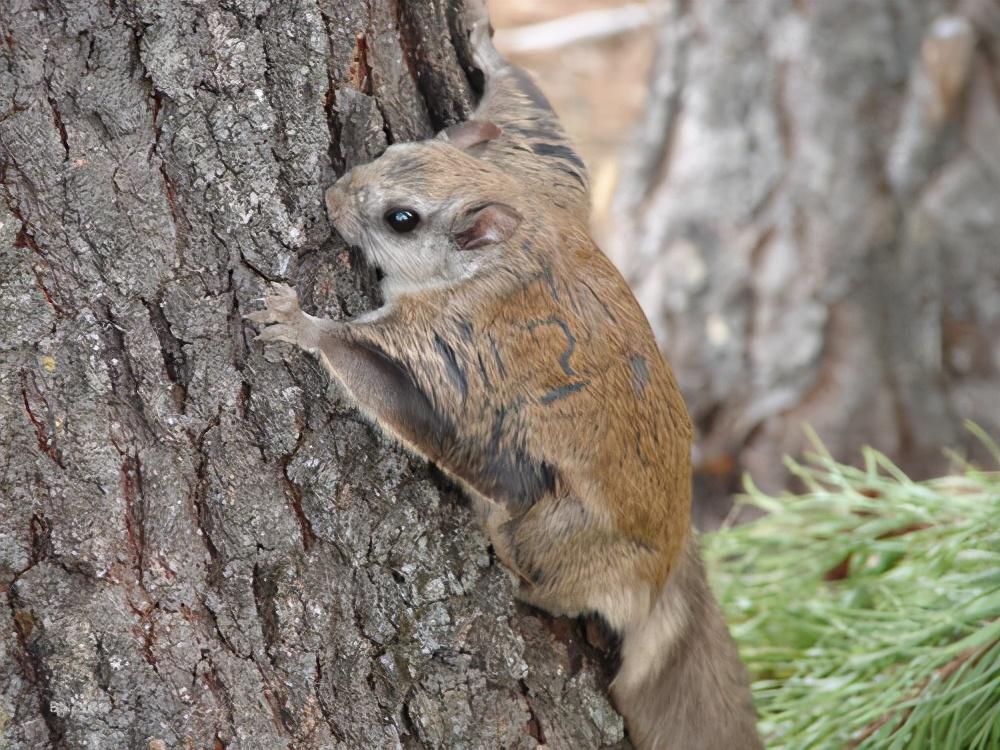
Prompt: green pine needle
<box><xmin>704</xmin><ymin>444</ymin><xmax>1000</xmax><ymax>749</ymax></box>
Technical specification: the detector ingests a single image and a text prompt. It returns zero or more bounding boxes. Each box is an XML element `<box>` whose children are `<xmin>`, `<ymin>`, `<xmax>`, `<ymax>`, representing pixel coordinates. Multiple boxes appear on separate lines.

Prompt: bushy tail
<box><xmin>612</xmin><ymin>539</ymin><xmax>762</xmax><ymax>750</ymax></box>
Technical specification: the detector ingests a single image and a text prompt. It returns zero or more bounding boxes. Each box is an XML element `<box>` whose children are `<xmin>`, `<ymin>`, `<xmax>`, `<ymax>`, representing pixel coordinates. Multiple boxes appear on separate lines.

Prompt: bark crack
<box><xmin>45</xmin><ymin>94</ymin><xmax>69</xmax><ymax>161</ymax></box>
<box><xmin>6</xmin><ymin>198</ymin><xmax>73</xmax><ymax>317</ymax></box>
<box><xmin>7</xmin><ymin>588</ymin><xmax>63</xmax><ymax>746</ymax></box>
<box><xmin>120</xmin><ymin>452</ymin><xmax>147</xmax><ymax>578</ymax></box>
<box><xmin>250</xmin><ymin>562</ymin><xmax>295</xmax><ymax>736</ymax></box>
<box><xmin>143</xmin><ymin>296</ymin><xmax>191</xmax><ymax>413</ymax></box>
<box><xmin>19</xmin><ymin>369</ymin><xmax>65</xmax><ymax>468</ymax></box>
<box><xmin>519</xmin><ymin>678</ymin><xmax>547</xmax><ymax>744</ymax></box>
<box><xmin>279</xmin><ymin>426</ymin><xmax>317</xmax><ymax>551</ymax></box>
<box><xmin>191</xmin><ymin>409</ymin><xmax>224</xmax><ymax>572</ymax></box>
<box><xmin>311</xmin><ymin>653</ymin><xmax>342</xmax><ymax>741</ymax></box>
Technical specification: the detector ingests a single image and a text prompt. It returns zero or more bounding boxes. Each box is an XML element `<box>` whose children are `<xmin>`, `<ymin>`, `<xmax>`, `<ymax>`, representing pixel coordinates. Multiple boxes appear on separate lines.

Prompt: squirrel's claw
<box><xmin>254</xmin><ymin>323</ymin><xmax>300</xmax><ymax>346</ymax></box>
<box><xmin>244</xmin><ymin>309</ymin><xmax>277</xmax><ymax>325</ymax></box>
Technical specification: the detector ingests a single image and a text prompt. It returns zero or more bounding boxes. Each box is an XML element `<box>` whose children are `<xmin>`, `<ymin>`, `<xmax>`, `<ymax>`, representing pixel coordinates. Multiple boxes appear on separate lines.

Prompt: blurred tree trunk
<box><xmin>608</xmin><ymin>0</ymin><xmax>1000</xmax><ymax>523</ymax></box>
<box><xmin>0</xmin><ymin>1</ymin><xmax>625</xmax><ymax>747</ymax></box>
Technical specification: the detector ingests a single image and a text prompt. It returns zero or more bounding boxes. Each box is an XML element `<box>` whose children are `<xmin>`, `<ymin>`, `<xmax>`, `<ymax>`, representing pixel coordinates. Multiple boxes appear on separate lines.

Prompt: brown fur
<box><xmin>445</xmin><ymin>13</ymin><xmax>590</xmax><ymax>221</ymax></box>
<box><xmin>356</xmin><ymin>222</ymin><xmax>691</xmax><ymax>613</ymax></box>
<box><xmin>248</xmin><ymin>7</ymin><xmax>761</xmax><ymax>748</ymax></box>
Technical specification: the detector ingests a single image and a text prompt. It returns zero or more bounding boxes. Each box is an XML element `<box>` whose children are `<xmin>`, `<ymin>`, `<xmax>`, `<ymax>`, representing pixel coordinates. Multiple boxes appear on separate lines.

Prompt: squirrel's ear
<box><xmin>438</xmin><ymin>119</ymin><xmax>502</xmax><ymax>150</ymax></box>
<box><xmin>453</xmin><ymin>203</ymin><xmax>522</xmax><ymax>250</ymax></box>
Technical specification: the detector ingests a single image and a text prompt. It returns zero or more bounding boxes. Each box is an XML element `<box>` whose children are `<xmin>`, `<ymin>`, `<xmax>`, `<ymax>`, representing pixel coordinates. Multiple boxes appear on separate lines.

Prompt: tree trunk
<box><xmin>0</xmin><ymin>1</ymin><xmax>625</xmax><ymax>747</ymax></box>
<box><xmin>608</xmin><ymin>0</ymin><xmax>1000</xmax><ymax>522</ymax></box>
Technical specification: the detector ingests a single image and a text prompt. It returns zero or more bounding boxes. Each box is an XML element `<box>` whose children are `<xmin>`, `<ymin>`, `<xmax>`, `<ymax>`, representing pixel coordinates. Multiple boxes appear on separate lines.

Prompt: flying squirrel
<box><xmin>247</xmin><ymin>5</ymin><xmax>761</xmax><ymax>748</ymax></box>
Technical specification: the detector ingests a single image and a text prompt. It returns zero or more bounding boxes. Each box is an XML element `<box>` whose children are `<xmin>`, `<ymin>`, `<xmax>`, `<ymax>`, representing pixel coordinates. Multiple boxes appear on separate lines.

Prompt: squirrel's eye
<box><xmin>385</xmin><ymin>208</ymin><xmax>420</xmax><ymax>233</ymax></box>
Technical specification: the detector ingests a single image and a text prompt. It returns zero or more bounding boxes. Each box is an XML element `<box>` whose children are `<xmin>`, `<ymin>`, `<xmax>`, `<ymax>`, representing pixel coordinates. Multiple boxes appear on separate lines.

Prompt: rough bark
<box><xmin>0</xmin><ymin>1</ymin><xmax>626</xmax><ymax>747</ymax></box>
<box><xmin>608</xmin><ymin>0</ymin><xmax>1000</xmax><ymax>521</ymax></box>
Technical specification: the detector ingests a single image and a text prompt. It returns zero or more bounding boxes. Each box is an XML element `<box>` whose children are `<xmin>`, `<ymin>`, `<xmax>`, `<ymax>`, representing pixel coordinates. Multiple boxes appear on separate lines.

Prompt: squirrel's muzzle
<box><xmin>325</xmin><ymin>185</ymin><xmax>344</xmax><ymax>225</ymax></box>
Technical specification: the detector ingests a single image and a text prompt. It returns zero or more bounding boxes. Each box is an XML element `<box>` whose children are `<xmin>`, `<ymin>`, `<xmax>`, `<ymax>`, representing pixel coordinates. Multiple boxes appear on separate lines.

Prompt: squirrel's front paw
<box><xmin>245</xmin><ymin>282</ymin><xmax>310</xmax><ymax>348</ymax></box>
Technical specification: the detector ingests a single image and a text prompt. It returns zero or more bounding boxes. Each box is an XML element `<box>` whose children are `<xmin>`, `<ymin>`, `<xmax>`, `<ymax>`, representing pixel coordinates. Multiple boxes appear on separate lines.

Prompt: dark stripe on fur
<box><xmin>434</xmin><ymin>332</ymin><xmax>468</xmax><ymax>400</ymax></box>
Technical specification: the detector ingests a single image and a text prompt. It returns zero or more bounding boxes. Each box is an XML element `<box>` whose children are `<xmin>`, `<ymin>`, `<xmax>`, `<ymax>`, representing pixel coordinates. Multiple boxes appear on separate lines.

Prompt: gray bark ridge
<box><xmin>609</xmin><ymin>0</ymin><xmax>1000</xmax><ymax>511</ymax></box>
<box><xmin>0</xmin><ymin>1</ymin><xmax>626</xmax><ymax>747</ymax></box>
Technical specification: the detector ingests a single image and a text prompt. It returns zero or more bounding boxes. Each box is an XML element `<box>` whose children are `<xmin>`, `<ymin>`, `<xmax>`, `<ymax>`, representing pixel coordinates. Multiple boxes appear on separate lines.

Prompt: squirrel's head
<box><xmin>325</xmin><ymin>121</ymin><xmax>524</xmax><ymax>300</ymax></box>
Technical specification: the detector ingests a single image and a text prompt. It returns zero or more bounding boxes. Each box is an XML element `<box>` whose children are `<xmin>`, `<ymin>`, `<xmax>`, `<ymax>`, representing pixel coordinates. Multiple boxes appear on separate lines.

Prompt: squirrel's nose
<box><xmin>325</xmin><ymin>185</ymin><xmax>344</xmax><ymax>224</ymax></box>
